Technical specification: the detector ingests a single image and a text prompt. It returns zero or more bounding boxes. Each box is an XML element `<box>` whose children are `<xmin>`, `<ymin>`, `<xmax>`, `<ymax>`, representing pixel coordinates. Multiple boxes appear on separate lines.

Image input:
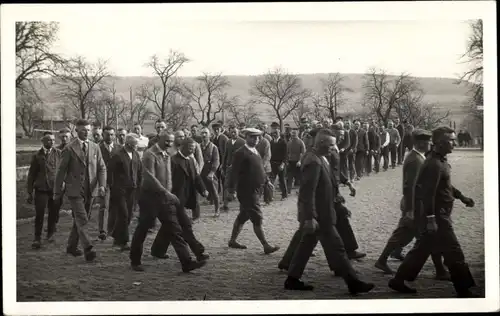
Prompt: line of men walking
<box><xmin>25</xmin><ymin>116</ymin><xmax>478</xmax><ymax>297</ymax></box>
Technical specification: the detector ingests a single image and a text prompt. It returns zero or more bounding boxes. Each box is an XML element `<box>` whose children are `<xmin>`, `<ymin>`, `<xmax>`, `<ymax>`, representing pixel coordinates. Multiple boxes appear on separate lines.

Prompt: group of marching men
<box><xmin>26</xmin><ymin>115</ymin><xmax>478</xmax><ymax>297</ymax></box>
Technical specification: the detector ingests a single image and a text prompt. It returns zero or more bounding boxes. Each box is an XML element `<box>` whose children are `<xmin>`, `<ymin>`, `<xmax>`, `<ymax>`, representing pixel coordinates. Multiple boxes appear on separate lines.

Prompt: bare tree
<box><xmin>291</xmin><ymin>100</ymin><xmax>311</xmax><ymax>127</ymax></box>
<box><xmin>142</xmin><ymin>51</ymin><xmax>189</xmax><ymax>120</ymax></box>
<box><xmin>16</xmin><ymin>81</ymin><xmax>45</xmax><ymax>137</ymax></box>
<box><xmin>401</xmin><ymin>102</ymin><xmax>450</xmax><ymax>130</ymax></box>
<box><xmin>89</xmin><ymin>82</ymin><xmax>126</xmax><ymax>128</ymax></box>
<box><xmin>362</xmin><ymin>68</ymin><xmax>421</xmax><ymax>125</ymax></box>
<box><xmin>314</xmin><ymin>73</ymin><xmax>352</xmax><ymax>120</ymax></box>
<box><xmin>460</xmin><ymin>20</ymin><xmax>483</xmax><ymax>85</ymax></box>
<box><xmin>16</xmin><ymin>22</ymin><xmax>65</xmax><ymax>90</ymax></box>
<box><xmin>226</xmin><ymin>98</ymin><xmax>261</xmax><ymax>127</ymax></box>
<box><xmin>120</xmin><ymin>86</ymin><xmax>154</xmax><ymax>129</ymax></box>
<box><xmin>54</xmin><ymin>56</ymin><xmax>110</xmax><ymax>119</ymax></box>
<box><xmin>183</xmin><ymin>73</ymin><xmax>232</xmax><ymax>126</ymax></box>
<box><xmin>250</xmin><ymin>67</ymin><xmax>311</xmax><ymax>131</ymax></box>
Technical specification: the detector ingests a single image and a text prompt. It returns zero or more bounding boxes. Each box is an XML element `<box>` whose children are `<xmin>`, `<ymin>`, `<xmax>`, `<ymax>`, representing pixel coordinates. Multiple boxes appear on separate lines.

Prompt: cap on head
<box><xmin>412</xmin><ymin>129</ymin><xmax>432</xmax><ymax>141</ymax></box>
<box><xmin>59</xmin><ymin>127</ymin><xmax>71</xmax><ymax>133</ymax></box>
<box><xmin>270</xmin><ymin>122</ymin><xmax>280</xmax><ymax>128</ymax></box>
<box><xmin>243</xmin><ymin>127</ymin><xmax>263</xmax><ymax>137</ymax></box>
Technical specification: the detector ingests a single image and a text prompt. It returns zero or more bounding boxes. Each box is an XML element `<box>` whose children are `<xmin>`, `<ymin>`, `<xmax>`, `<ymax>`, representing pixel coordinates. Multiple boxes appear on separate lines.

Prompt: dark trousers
<box><xmin>364</xmin><ymin>152</ymin><xmax>373</xmax><ymax>175</ymax></box>
<box><xmin>34</xmin><ymin>190</ymin><xmax>58</xmax><ymax>240</ymax></box>
<box><xmin>339</xmin><ymin>152</ymin><xmax>349</xmax><ymax>181</ymax></box>
<box><xmin>263</xmin><ymin>172</ymin><xmax>274</xmax><ymax>204</ymax></box>
<box><xmin>347</xmin><ymin>151</ymin><xmax>356</xmax><ymax>180</ymax></box>
<box><xmin>286</xmin><ymin>161</ymin><xmax>301</xmax><ymax>193</ymax></box>
<box><xmin>381</xmin><ymin>146</ymin><xmax>389</xmax><ymax>170</ymax></box>
<box><xmin>373</xmin><ymin>151</ymin><xmax>381</xmax><ymax>173</ymax></box>
<box><xmin>192</xmin><ymin>200</ymin><xmax>201</xmax><ymax>220</ymax></box>
<box><xmin>154</xmin><ymin>205</ymin><xmax>205</xmax><ymax>258</ymax></box>
<box><xmin>395</xmin><ymin>216</ymin><xmax>475</xmax><ymax>294</ymax></box>
<box><xmin>202</xmin><ymin>174</ymin><xmax>219</xmax><ymax>207</ymax></box>
<box><xmin>335</xmin><ymin>202</ymin><xmax>359</xmax><ymax>254</ymax></box>
<box><xmin>288</xmin><ymin>223</ymin><xmax>358</xmax><ymax>283</ymax></box>
<box><xmin>355</xmin><ymin>151</ymin><xmax>366</xmax><ymax>178</ymax></box>
<box><xmin>388</xmin><ymin>144</ymin><xmax>398</xmax><ymax>168</ymax></box>
<box><xmin>270</xmin><ymin>161</ymin><xmax>288</xmax><ymax>198</ymax></box>
<box><xmin>129</xmin><ymin>192</ymin><xmax>193</xmax><ymax>267</ymax></box>
<box><xmin>397</xmin><ymin>142</ymin><xmax>404</xmax><ymax>164</ymax></box>
<box><xmin>110</xmin><ymin>187</ymin><xmax>136</xmax><ymax>246</ymax></box>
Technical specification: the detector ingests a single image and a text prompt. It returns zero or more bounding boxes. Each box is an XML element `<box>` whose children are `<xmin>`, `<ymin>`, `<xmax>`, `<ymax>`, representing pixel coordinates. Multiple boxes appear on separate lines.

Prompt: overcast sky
<box><xmin>51</xmin><ymin>20</ymin><xmax>472</xmax><ymax>79</ymax></box>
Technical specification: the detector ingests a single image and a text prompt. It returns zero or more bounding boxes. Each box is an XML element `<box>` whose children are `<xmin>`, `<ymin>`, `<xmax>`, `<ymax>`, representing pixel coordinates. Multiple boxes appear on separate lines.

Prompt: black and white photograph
<box><xmin>1</xmin><ymin>2</ymin><xmax>498</xmax><ymax>314</ymax></box>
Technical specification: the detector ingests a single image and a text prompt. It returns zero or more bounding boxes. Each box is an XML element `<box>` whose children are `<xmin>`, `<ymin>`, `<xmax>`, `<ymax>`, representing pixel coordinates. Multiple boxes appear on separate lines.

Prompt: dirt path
<box><xmin>16</xmin><ymin>151</ymin><xmax>485</xmax><ymax>301</ymax></box>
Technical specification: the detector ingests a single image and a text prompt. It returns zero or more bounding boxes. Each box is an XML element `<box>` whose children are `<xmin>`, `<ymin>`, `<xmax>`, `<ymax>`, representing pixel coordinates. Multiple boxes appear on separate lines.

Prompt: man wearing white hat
<box><xmin>226</xmin><ymin>127</ymin><xmax>280</xmax><ymax>254</ymax></box>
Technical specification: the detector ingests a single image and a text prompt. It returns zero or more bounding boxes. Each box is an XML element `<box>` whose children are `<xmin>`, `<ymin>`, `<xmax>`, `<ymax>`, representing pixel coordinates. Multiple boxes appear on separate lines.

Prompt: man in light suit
<box><xmin>256</xmin><ymin>128</ymin><xmax>273</xmax><ymax>204</ymax></box>
<box><xmin>375</xmin><ymin>129</ymin><xmax>448</xmax><ymax>278</ymax></box>
<box><xmin>283</xmin><ymin>129</ymin><xmax>374</xmax><ymax>294</ymax></box>
<box><xmin>54</xmin><ymin>119</ymin><xmax>107</xmax><ymax>262</ymax></box>
<box><xmin>199</xmin><ymin>127</ymin><xmax>221</xmax><ymax>217</ymax></box>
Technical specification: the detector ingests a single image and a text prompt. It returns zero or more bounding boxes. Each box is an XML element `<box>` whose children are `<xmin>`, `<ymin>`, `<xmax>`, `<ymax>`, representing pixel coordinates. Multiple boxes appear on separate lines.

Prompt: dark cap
<box><xmin>59</xmin><ymin>127</ymin><xmax>71</xmax><ymax>133</ymax></box>
<box><xmin>412</xmin><ymin>129</ymin><xmax>432</xmax><ymax>141</ymax></box>
<box><xmin>270</xmin><ymin>122</ymin><xmax>280</xmax><ymax>128</ymax></box>
<box><xmin>211</xmin><ymin>123</ymin><xmax>221</xmax><ymax>129</ymax></box>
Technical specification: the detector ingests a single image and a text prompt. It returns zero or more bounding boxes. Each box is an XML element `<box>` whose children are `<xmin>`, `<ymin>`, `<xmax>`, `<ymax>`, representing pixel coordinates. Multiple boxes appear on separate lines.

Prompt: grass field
<box><xmin>15</xmin><ymin>150</ymin><xmax>484</xmax><ymax>301</ymax></box>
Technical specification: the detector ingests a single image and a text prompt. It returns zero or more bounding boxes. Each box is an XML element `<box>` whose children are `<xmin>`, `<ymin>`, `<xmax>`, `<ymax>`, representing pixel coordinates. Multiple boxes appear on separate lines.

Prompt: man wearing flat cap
<box><xmin>376</xmin><ymin>129</ymin><xmax>448</xmax><ymax>279</ymax></box>
<box><xmin>226</xmin><ymin>128</ymin><xmax>280</xmax><ymax>254</ymax></box>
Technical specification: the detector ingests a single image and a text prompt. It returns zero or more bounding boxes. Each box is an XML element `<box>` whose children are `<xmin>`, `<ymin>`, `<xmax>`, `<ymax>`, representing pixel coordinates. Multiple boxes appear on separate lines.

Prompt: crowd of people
<box><xmin>25</xmin><ymin>115</ymin><xmax>478</xmax><ymax>297</ymax></box>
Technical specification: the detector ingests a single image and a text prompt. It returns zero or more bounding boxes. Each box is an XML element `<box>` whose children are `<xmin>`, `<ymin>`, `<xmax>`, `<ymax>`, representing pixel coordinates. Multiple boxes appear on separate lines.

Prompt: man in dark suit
<box><xmin>366</xmin><ymin>122</ymin><xmax>379</xmax><ymax>176</ymax></box>
<box><xmin>96</xmin><ymin>126</ymin><xmax>118</xmax><ymax>241</ymax></box>
<box><xmin>270</xmin><ymin>128</ymin><xmax>288</xmax><ymax>200</ymax></box>
<box><xmin>388</xmin><ymin>127</ymin><xmax>477</xmax><ymax>297</ymax></box>
<box><xmin>54</xmin><ymin>119</ymin><xmax>107</xmax><ymax>262</ymax></box>
<box><xmin>332</xmin><ymin>118</ymin><xmax>350</xmax><ymax>183</ymax></box>
<box><xmin>53</xmin><ymin>127</ymin><xmax>72</xmax><ymax>227</ymax></box>
<box><xmin>221</xmin><ymin>125</ymin><xmax>245</xmax><ymax>211</ymax></box>
<box><xmin>129</xmin><ymin>131</ymin><xmax>206</xmax><ymax>273</ymax></box>
<box><xmin>386</xmin><ymin>120</ymin><xmax>402</xmax><ymax>169</ymax></box>
<box><xmin>395</xmin><ymin>118</ymin><xmax>405</xmax><ymax>165</ymax></box>
<box><xmin>354</xmin><ymin>120</ymin><xmax>369</xmax><ymax>180</ymax></box>
<box><xmin>375</xmin><ymin>129</ymin><xmax>448</xmax><ymax>278</ymax></box>
<box><xmin>226</xmin><ymin>128</ymin><xmax>280</xmax><ymax>254</ymax></box>
<box><xmin>107</xmin><ymin>133</ymin><xmax>142</xmax><ymax>251</ymax></box>
<box><xmin>155</xmin><ymin>138</ymin><xmax>211</xmax><ymax>261</ymax></box>
<box><xmin>370</xmin><ymin>124</ymin><xmax>382</xmax><ymax>173</ymax></box>
<box><xmin>345</xmin><ymin>120</ymin><xmax>358</xmax><ymax>181</ymax></box>
<box><xmin>256</xmin><ymin>128</ymin><xmax>273</xmax><ymax>204</ymax></box>
<box><xmin>283</xmin><ymin>129</ymin><xmax>374</xmax><ymax>294</ymax></box>
<box><xmin>27</xmin><ymin>132</ymin><xmax>61</xmax><ymax>248</ymax></box>
<box><xmin>212</xmin><ymin>123</ymin><xmax>228</xmax><ymax>195</ymax></box>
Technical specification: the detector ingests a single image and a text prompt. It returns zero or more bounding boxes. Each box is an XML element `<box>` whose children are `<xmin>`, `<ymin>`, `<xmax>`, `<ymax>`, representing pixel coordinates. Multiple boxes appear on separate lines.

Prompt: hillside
<box><xmin>31</xmin><ymin>73</ymin><xmax>471</xmax><ymax>130</ymax></box>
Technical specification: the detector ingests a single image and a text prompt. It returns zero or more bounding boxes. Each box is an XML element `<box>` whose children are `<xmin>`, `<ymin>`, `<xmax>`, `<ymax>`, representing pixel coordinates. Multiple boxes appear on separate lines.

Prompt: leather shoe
<box><xmin>375</xmin><ymin>260</ymin><xmax>394</xmax><ymax>274</ymax></box>
<box><xmin>228</xmin><ymin>241</ymin><xmax>247</xmax><ymax>249</ymax></box>
<box><xmin>388</xmin><ymin>278</ymin><xmax>417</xmax><ymax>294</ymax></box>
<box><xmin>32</xmin><ymin>240</ymin><xmax>41</xmax><ymax>250</ymax></box>
<box><xmin>66</xmin><ymin>248</ymin><xmax>83</xmax><ymax>257</ymax></box>
<box><xmin>348</xmin><ymin>280</ymin><xmax>375</xmax><ymax>295</ymax></box>
<box><xmin>98</xmin><ymin>231</ymin><xmax>107</xmax><ymax>241</ymax></box>
<box><xmin>196</xmin><ymin>253</ymin><xmax>210</xmax><ymax>261</ymax></box>
<box><xmin>278</xmin><ymin>263</ymin><xmax>288</xmax><ymax>271</ymax></box>
<box><xmin>151</xmin><ymin>253</ymin><xmax>169</xmax><ymax>259</ymax></box>
<box><xmin>284</xmin><ymin>277</ymin><xmax>314</xmax><ymax>291</ymax></box>
<box><xmin>182</xmin><ymin>260</ymin><xmax>207</xmax><ymax>273</ymax></box>
<box><xmin>131</xmin><ymin>264</ymin><xmax>145</xmax><ymax>272</ymax></box>
<box><xmin>348</xmin><ymin>251</ymin><xmax>367</xmax><ymax>260</ymax></box>
<box><xmin>264</xmin><ymin>245</ymin><xmax>280</xmax><ymax>255</ymax></box>
<box><xmin>84</xmin><ymin>248</ymin><xmax>97</xmax><ymax>262</ymax></box>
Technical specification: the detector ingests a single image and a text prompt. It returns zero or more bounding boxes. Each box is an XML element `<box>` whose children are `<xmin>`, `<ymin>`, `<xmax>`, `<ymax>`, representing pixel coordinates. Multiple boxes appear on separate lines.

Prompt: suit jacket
<box><xmin>256</xmin><ymin>137</ymin><xmax>272</xmax><ymax>173</ymax></box>
<box><xmin>401</xmin><ymin>149</ymin><xmax>425</xmax><ymax>213</ymax></box>
<box><xmin>396</xmin><ymin>124</ymin><xmax>405</xmax><ymax>145</ymax></box>
<box><xmin>27</xmin><ymin>147</ymin><xmax>61</xmax><ymax>193</ymax></box>
<box><xmin>356</xmin><ymin>128</ymin><xmax>370</xmax><ymax>152</ymax></box>
<box><xmin>297</xmin><ymin>150</ymin><xmax>337</xmax><ymax>227</ymax></box>
<box><xmin>193</xmin><ymin>142</ymin><xmax>205</xmax><ymax>174</ymax></box>
<box><xmin>171</xmin><ymin>153</ymin><xmax>206</xmax><ymax>210</ymax></box>
<box><xmin>335</xmin><ymin>128</ymin><xmax>350</xmax><ymax>152</ymax></box>
<box><xmin>368</xmin><ymin>129</ymin><xmax>380</xmax><ymax>152</ymax></box>
<box><xmin>200</xmin><ymin>141</ymin><xmax>220</xmax><ymax>177</ymax></box>
<box><xmin>54</xmin><ymin>138</ymin><xmax>106</xmax><ymax>197</ymax></box>
<box><xmin>213</xmin><ymin>133</ymin><xmax>228</xmax><ymax>168</ymax></box>
<box><xmin>99</xmin><ymin>141</ymin><xmax>119</xmax><ymax>167</ymax></box>
<box><xmin>141</xmin><ymin>144</ymin><xmax>173</xmax><ymax>198</ymax></box>
<box><xmin>223</xmin><ymin>137</ymin><xmax>245</xmax><ymax>170</ymax></box>
<box><xmin>347</xmin><ymin>129</ymin><xmax>358</xmax><ymax>153</ymax></box>
<box><xmin>228</xmin><ymin>146</ymin><xmax>267</xmax><ymax>194</ymax></box>
<box><xmin>147</xmin><ymin>134</ymin><xmax>160</xmax><ymax>149</ymax></box>
<box><xmin>107</xmin><ymin>147</ymin><xmax>142</xmax><ymax>190</ymax></box>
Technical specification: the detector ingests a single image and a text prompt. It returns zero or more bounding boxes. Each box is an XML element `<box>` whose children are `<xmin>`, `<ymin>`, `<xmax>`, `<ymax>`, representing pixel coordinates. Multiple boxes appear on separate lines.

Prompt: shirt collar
<box><xmin>245</xmin><ymin>144</ymin><xmax>258</xmax><ymax>153</ymax></box>
<box><xmin>178</xmin><ymin>150</ymin><xmax>190</xmax><ymax>160</ymax></box>
<box><xmin>155</xmin><ymin>143</ymin><xmax>168</xmax><ymax>157</ymax></box>
<box><xmin>412</xmin><ymin>148</ymin><xmax>426</xmax><ymax>160</ymax></box>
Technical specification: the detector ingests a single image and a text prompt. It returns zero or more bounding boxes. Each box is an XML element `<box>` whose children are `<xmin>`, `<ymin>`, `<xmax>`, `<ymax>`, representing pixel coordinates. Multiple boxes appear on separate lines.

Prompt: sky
<box><xmin>51</xmin><ymin>20</ymin><xmax>472</xmax><ymax>79</ymax></box>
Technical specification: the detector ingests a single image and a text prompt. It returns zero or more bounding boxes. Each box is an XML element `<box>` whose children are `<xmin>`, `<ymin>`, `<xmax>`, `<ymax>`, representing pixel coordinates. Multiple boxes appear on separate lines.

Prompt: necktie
<box><xmin>82</xmin><ymin>142</ymin><xmax>87</xmax><ymax>155</ymax></box>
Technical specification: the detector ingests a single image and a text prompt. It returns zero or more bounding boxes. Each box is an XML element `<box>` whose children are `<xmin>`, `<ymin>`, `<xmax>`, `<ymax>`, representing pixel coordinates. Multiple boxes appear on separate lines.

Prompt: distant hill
<box><xmin>29</xmin><ymin>73</ymin><xmax>471</xmax><ymax>134</ymax></box>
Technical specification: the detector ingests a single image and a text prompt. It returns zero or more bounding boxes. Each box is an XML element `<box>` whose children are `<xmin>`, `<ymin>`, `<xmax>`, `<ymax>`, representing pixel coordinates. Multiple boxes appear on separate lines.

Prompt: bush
<box><xmin>17</xmin><ymin>151</ymin><xmax>36</xmax><ymax>167</ymax></box>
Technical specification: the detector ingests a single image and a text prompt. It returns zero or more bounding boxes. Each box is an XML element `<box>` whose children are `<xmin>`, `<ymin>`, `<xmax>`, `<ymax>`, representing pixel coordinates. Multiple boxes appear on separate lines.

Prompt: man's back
<box><xmin>401</xmin><ymin>150</ymin><xmax>425</xmax><ymax>212</ymax></box>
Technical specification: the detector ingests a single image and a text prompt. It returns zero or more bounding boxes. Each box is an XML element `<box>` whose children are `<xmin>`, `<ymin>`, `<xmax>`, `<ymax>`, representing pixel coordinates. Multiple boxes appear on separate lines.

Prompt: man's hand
<box><xmin>426</xmin><ymin>216</ymin><xmax>438</xmax><ymax>234</ymax></box>
<box><xmin>296</xmin><ymin>161</ymin><xmax>301</xmax><ymax>167</ymax></box>
<box><xmin>366</xmin><ymin>151</ymin><xmax>369</xmax><ymax>156</ymax></box>
<box><xmin>202</xmin><ymin>190</ymin><xmax>209</xmax><ymax>198</ymax></box>
<box><xmin>207</xmin><ymin>172</ymin><xmax>214</xmax><ymax>180</ymax></box>
<box><xmin>461</xmin><ymin>197</ymin><xmax>475</xmax><ymax>207</ymax></box>
<box><xmin>53</xmin><ymin>192</ymin><xmax>61</xmax><ymax>201</ymax></box>
<box><xmin>27</xmin><ymin>193</ymin><xmax>33</xmax><ymax>204</ymax></box>
<box><xmin>303</xmin><ymin>219</ymin><xmax>318</xmax><ymax>235</ymax></box>
<box><xmin>98</xmin><ymin>186</ymin><xmax>106</xmax><ymax>197</ymax></box>
<box><xmin>279</xmin><ymin>163</ymin><xmax>285</xmax><ymax>171</ymax></box>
